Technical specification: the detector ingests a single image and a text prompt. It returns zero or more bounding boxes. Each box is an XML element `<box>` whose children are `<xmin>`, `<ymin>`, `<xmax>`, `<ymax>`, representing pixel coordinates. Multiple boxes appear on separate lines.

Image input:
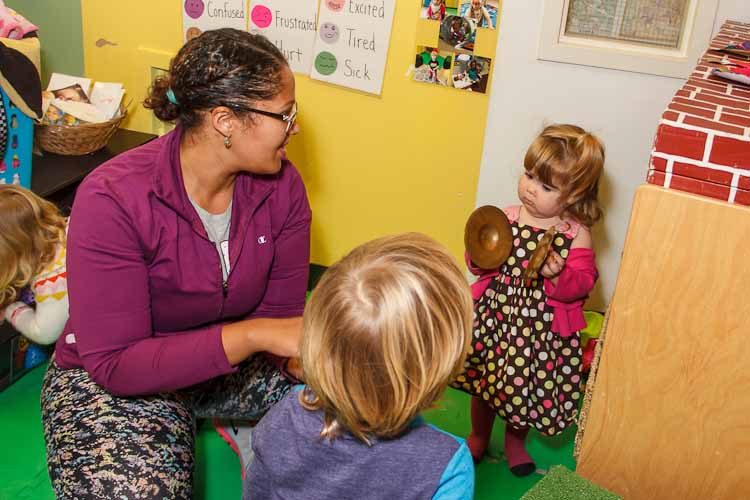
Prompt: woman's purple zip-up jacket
<box><xmin>54</xmin><ymin>126</ymin><xmax>312</xmax><ymax>396</ymax></box>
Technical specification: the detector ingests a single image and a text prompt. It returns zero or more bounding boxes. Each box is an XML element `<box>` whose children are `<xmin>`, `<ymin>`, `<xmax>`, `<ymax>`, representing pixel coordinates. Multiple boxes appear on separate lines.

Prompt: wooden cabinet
<box><xmin>576</xmin><ymin>184</ymin><xmax>750</xmax><ymax>499</ymax></box>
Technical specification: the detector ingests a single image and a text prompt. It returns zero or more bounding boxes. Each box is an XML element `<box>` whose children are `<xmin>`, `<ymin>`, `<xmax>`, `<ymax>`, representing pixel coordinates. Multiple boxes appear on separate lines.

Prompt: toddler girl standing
<box><xmin>454</xmin><ymin>124</ymin><xmax>604</xmax><ymax>476</ymax></box>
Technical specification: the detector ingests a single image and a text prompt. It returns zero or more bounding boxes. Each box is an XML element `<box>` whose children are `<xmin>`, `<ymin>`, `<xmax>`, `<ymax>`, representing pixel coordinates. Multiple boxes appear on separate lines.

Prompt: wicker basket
<box><xmin>34</xmin><ymin>107</ymin><xmax>127</xmax><ymax>155</ymax></box>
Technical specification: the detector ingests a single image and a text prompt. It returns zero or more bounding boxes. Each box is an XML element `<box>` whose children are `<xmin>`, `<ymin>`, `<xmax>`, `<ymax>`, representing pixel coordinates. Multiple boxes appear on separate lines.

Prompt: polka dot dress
<box><xmin>453</xmin><ymin>209</ymin><xmax>583</xmax><ymax>436</ymax></box>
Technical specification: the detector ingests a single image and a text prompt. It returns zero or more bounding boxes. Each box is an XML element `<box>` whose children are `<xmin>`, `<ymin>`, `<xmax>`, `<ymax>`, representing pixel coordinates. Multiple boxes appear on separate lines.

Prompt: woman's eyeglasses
<box><xmin>228</xmin><ymin>102</ymin><xmax>298</xmax><ymax>134</ymax></box>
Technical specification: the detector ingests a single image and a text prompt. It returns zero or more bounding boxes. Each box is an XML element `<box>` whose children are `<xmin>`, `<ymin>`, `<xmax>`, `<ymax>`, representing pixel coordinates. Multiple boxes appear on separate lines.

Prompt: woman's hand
<box><xmin>285</xmin><ymin>357</ymin><xmax>304</xmax><ymax>381</ymax></box>
<box><xmin>540</xmin><ymin>250</ymin><xmax>565</xmax><ymax>281</ymax></box>
<box><xmin>248</xmin><ymin>317</ymin><xmax>302</xmax><ymax>359</ymax></box>
<box><xmin>221</xmin><ymin>316</ymin><xmax>302</xmax><ymax>366</ymax></box>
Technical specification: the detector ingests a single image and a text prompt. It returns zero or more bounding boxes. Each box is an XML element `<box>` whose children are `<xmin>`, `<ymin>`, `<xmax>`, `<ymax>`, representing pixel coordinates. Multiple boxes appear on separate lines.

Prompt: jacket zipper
<box><xmin>217</xmin><ymin>256</ymin><xmax>228</xmax><ymax>319</ymax></box>
<box><xmin>185</xmin><ymin>204</ymin><xmax>235</xmax><ymax>321</ymax></box>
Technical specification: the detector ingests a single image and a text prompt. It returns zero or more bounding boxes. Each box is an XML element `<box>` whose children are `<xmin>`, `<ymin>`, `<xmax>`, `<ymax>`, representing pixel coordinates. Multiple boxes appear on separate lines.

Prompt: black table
<box><xmin>31</xmin><ymin>128</ymin><xmax>156</xmax><ymax>209</ymax></box>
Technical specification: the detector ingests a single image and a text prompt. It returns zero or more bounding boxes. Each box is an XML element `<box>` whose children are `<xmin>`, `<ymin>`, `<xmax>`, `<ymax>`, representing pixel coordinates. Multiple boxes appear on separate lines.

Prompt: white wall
<box><xmin>478</xmin><ymin>0</ymin><xmax>748</xmax><ymax>310</ymax></box>
<box><xmin>714</xmin><ymin>0</ymin><xmax>749</xmax><ymax>34</ymax></box>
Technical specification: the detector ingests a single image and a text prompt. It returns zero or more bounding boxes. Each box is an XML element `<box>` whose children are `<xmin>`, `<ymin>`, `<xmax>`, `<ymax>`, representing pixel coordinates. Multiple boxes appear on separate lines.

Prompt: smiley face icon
<box><xmin>186</xmin><ymin>27</ymin><xmax>202</xmax><ymax>41</ymax></box>
<box><xmin>184</xmin><ymin>0</ymin><xmax>205</xmax><ymax>19</ymax></box>
<box><xmin>251</xmin><ymin>5</ymin><xmax>273</xmax><ymax>28</ymax></box>
<box><xmin>319</xmin><ymin>22</ymin><xmax>340</xmax><ymax>44</ymax></box>
<box><xmin>326</xmin><ymin>0</ymin><xmax>345</xmax><ymax>12</ymax></box>
<box><xmin>315</xmin><ymin>52</ymin><xmax>338</xmax><ymax>76</ymax></box>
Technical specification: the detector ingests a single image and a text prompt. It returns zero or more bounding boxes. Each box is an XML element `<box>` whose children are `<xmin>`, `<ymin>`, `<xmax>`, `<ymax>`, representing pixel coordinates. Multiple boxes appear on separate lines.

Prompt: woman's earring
<box><xmin>224</xmin><ymin>135</ymin><xmax>232</xmax><ymax>149</ymax></box>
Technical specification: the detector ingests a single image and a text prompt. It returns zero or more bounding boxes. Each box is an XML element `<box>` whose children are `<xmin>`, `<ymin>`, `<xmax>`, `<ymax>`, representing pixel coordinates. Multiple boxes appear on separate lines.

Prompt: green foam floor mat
<box><xmin>0</xmin><ymin>364</ymin><xmax>578</xmax><ymax>500</ymax></box>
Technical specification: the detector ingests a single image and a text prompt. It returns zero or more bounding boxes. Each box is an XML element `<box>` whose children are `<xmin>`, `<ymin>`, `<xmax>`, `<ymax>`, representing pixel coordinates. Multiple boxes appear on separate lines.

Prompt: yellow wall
<box><xmin>81</xmin><ymin>1</ymin><xmax>497</xmax><ymax>265</ymax></box>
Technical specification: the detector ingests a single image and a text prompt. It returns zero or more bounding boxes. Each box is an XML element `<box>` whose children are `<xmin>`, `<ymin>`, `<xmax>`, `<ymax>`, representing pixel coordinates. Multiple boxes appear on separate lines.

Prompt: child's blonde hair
<box><xmin>300</xmin><ymin>232</ymin><xmax>473</xmax><ymax>444</ymax></box>
<box><xmin>523</xmin><ymin>124</ymin><xmax>605</xmax><ymax>226</ymax></box>
<box><xmin>0</xmin><ymin>185</ymin><xmax>66</xmax><ymax>309</ymax></box>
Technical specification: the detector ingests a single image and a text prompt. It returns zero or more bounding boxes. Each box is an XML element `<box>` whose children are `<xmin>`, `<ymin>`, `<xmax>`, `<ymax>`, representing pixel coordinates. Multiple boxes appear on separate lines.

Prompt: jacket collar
<box><xmin>153</xmin><ymin>125</ymin><xmax>278</xmax><ymax>248</ymax></box>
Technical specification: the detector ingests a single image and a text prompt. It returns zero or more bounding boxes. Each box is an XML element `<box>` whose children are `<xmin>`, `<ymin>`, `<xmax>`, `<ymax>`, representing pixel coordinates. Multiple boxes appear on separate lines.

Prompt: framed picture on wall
<box><xmin>538</xmin><ymin>0</ymin><xmax>720</xmax><ymax>78</ymax></box>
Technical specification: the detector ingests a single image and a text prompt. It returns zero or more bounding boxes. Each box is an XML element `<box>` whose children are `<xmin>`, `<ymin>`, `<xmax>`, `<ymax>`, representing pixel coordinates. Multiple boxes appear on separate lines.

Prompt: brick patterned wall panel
<box><xmin>710</xmin><ymin>135</ymin><xmax>750</xmax><ymax>169</ymax></box>
<box><xmin>652</xmin><ymin>125</ymin><xmax>707</xmax><ymax>161</ymax></box>
<box><xmin>647</xmin><ymin>170</ymin><xmax>750</xmax><ymax>205</ymax></box>
<box><xmin>648</xmin><ymin>20</ymin><xmax>750</xmax><ymax>205</ymax></box>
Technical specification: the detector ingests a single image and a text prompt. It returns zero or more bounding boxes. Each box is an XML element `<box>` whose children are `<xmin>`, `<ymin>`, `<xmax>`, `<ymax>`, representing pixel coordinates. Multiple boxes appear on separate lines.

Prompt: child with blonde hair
<box><xmin>244</xmin><ymin>233</ymin><xmax>475</xmax><ymax>500</ymax></box>
<box><xmin>0</xmin><ymin>185</ymin><xmax>68</xmax><ymax>345</ymax></box>
<box><xmin>454</xmin><ymin>124</ymin><xmax>604</xmax><ymax>476</ymax></box>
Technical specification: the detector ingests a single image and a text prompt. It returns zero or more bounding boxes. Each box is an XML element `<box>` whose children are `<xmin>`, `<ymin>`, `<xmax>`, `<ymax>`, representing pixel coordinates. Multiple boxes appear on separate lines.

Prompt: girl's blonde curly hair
<box><xmin>0</xmin><ymin>185</ymin><xmax>66</xmax><ymax>309</ymax></box>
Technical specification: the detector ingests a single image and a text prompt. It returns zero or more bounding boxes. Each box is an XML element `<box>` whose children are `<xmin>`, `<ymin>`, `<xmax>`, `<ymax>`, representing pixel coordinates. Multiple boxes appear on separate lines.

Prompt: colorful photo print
<box><xmin>42</xmin><ymin>103</ymin><xmax>81</xmax><ymax>126</ymax></box>
<box><xmin>439</xmin><ymin>15</ymin><xmax>475</xmax><ymax>54</ymax></box>
<box><xmin>459</xmin><ymin>0</ymin><xmax>499</xmax><ymax>30</ymax></box>
<box><xmin>413</xmin><ymin>45</ymin><xmax>453</xmax><ymax>86</ymax></box>
<box><xmin>451</xmin><ymin>54</ymin><xmax>490</xmax><ymax>93</ymax></box>
<box><xmin>420</xmin><ymin>0</ymin><xmax>447</xmax><ymax>22</ymax></box>
<box><xmin>51</xmin><ymin>84</ymin><xmax>90</xmax><ymax>104</ymax></box>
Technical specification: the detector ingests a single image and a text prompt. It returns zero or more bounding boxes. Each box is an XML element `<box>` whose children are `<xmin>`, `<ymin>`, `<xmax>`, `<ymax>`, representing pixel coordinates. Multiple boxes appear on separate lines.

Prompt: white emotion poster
<box><xmin>310</xmin><ymin>0</ymin><xmax>396</xmax><ymax>95</ymax></box>
<box><xmin>182</xmin><ymin>0</ymin><xmax>248</xmax><ymax>42</ymax></box>
<box><xmin>248</xmin><ymin>0</ymin><xmax>319</xmax><ymax>75</ymax></box>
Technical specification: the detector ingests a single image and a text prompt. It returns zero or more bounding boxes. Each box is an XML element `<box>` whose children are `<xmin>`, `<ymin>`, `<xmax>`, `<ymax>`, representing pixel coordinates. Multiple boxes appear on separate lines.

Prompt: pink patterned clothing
<box><xmin>464</xmin><ymin>206</ymin><xmax>597</xmax><ymax>337</ymax></box>
<box><xmin>453</xmin><ymin>206</ymin><xmax>598</xmax><ymax>435</ymax></box>
<box><xmin>0</xmin><ymin>4</ymin><xmax>39</xmax><ymax>39</ymax></box>
<box><xmin>4</xmin><ymin>223</ymin><xmax>68</xmax><ymax>345</ymax></box>
<box><xmin>426</xmin><ymin>1</ymin><xmax>446</xmax><ymax>21</ymax></box>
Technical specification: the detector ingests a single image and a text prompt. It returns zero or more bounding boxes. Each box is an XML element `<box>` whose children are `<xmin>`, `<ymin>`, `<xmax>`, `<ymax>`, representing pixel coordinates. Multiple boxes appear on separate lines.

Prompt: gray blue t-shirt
<box><xmin>190</xmin><ymin>198</ymin><xmax>232</xmax><ymax>281</ymax></box>
<box><xmin>244</xmin><ymin>386</ymin><xmax>474</xmax><ymax>500</ymax></box>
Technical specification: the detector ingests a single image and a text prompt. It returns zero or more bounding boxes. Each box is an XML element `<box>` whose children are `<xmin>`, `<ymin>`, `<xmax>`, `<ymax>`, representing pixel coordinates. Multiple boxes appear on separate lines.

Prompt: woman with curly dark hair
<box><xmin>41</xmin><ymin>28</ymin><xmax>310</xmax><ymax>499</ymax></box>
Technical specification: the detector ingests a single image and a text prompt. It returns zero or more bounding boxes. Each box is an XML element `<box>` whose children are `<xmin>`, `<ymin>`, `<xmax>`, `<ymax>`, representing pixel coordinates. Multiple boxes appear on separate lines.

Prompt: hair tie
<box><xmin>166</xmin><ymin>88</ymin><xmax>179</xmax><ymax>105</ymax></box>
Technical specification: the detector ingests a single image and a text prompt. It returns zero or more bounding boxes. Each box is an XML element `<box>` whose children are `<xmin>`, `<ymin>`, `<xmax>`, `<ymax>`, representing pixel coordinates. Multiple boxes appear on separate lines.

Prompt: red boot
<box><xmin>466</xmin><ymin>397</ymin><xmax>495</xmax><ymax>464</ymax></box>
<box><xmin>504</xmin><ymin>425</ymin><xmax>535</xmax><ymax>477</ymax></box>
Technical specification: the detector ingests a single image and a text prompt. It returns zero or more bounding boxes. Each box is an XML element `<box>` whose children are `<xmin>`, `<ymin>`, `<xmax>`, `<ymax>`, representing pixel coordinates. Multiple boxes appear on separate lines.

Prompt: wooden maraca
<box><xmin>522</xmin><ymin>226</ymin><xmax>558</xmax><ymax>283</ymax></box>
<box><xmin>464</xmin><ymin>205</ymin><xmax>513</xmax><ymax>269</ymax></box>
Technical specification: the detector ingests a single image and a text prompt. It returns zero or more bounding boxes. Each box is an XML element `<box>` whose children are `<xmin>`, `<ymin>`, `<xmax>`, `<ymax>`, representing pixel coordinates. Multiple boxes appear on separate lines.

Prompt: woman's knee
<box><xmin>42</xmin><ymin>363</ymin><xmax>195</xmax><ymax>499</ymax></box>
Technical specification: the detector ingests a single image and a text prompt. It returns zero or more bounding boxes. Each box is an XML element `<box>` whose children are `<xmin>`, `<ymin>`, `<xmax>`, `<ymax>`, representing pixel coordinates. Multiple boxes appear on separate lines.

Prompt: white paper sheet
<box><xmin>182</xmin><ymin>0</ymin><xmax>247</xmax><ymax>42</ymax></box>
<box><xmin>248</xmin><ymin>0</ymin><xmax>319</xmax><ymax>75</ymax></box>
<box><xmin>310</xmin><ymin>0</ymin><xmax>396</xmax><ymax>95</ymax></box>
